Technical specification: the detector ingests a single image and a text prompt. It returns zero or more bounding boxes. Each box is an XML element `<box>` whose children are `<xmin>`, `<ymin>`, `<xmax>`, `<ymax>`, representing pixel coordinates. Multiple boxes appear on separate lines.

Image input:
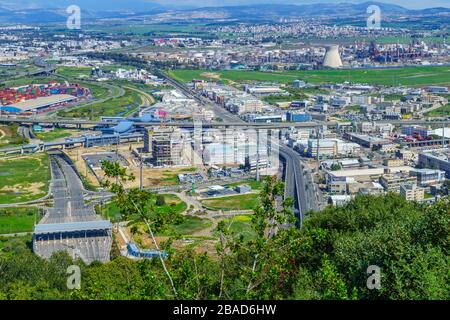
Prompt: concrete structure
<box><xmin>323</xmin><ymin>45</ymin><xmax>343</xmax><ymax>68</ymax></box>
<box><xmin>143</xmin><ymin>127</ymin><xmax>185</xmax><ymax>166</ymax></box>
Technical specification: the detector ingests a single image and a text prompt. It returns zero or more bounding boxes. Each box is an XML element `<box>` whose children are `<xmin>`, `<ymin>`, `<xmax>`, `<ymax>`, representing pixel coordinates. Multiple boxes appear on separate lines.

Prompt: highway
<box><xmin>33</xmin><ymin>151</ymin><xmax>112</xmax><ymax>264</ymax></box>
<box><xmin>40</xmin><ymin>151</ymin><xmax>100</xmax><ymax>224</ymax></box>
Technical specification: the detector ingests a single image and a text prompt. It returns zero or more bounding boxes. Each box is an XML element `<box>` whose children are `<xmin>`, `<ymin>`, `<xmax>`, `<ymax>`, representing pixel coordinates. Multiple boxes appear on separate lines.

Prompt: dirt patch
<box><xmin>0</xmin><ymin>182</ymin><xmax>46</xmax><ymax>196</ymax></box>
<box><xmin>201</xmin><ymin>72</ymin><xmax>221</xmax><ymax>80</ymax></box>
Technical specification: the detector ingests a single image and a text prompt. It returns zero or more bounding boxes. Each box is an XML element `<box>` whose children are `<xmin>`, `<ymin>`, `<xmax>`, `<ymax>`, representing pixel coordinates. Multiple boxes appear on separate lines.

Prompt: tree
<box><xmin>101</xmin><ymin>160</ymin><xmax>177</xmax><ymax>298</ymax></box>
<box><xmin>156</xmin><ymin>195</ymin><xmax>166</xmax><ymax>207</ymax></box>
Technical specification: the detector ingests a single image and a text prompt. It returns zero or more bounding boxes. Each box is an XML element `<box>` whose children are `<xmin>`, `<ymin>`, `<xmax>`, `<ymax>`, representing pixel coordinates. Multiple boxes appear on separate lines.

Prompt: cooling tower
<box><xmin>323</xmin><ymin>45</ymin><xmax>343</xmax><ymax>68</ymax></box>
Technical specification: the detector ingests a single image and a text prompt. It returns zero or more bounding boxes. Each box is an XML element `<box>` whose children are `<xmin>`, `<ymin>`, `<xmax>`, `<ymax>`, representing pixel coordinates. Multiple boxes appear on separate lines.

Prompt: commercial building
<box><xmin>328</xmin><ymin>181</ymin><xmax>347</xmax><ymax>194</ymax></box>
<box><xmin>328</xmin><ymin>195</ymin><xmax>352</xmax><ymax>207</ymax></box>
<box><xmin>401</xmin><ymin>125</ymin><xmax>433</xmax><ymax>138</ymax></box>
<box><xmin>304</xmin><ymin>138</ymin><xmax>361</xmax><ymax>158</ymax></box>
<box><xmin>245</xmin><ymin>154</ymin><xmax>270</xmax><ymax>173</ymax></box>
<box><xmin>293</xmin><ymin>80</ymin><xmax>306</xmax><ymax>88</ymax></box>
<box><xmin>379</xmin><ymin>173</ymin><xmax>417</xmax><ymax>192</ymax></box>
<box><xmin>286</xmin><ymin>111</ymin><xmax>312</xmax><ymax>122</ymax></box>
<box><xmin>410</xmin><ymin>168</ymin><xmax>446</xmax><ymax>186</ymax></box>
<box><xmin>400</xmin><ymin>183</ymin><xmax>425</xmax><ymax>201</ymax></box>
<box><xmin>327</xmin><ymin>167</ymin><xmax>413</xmax><ymax>185</ymax></box>
<box><xmin>418</xmin><ymin>149</ymin><xmax>450</xmax><ymax>178</ymax></box>
<box><xmin>244</xmin><ymin>85</ymin><xmax>288</xmax><ymax>96</ymax></box>
<box><xmin>383</xmin><ymin>159</ymin><xmax>405</xmax><ymax>167</ymax></box>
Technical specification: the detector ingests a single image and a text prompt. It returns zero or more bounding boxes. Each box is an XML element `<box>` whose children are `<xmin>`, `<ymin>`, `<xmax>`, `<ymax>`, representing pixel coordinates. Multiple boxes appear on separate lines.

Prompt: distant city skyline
<box><xmin>3</xmin><ymin>0</ymin><xmax>450</xmax><ymax>10</ymax></box>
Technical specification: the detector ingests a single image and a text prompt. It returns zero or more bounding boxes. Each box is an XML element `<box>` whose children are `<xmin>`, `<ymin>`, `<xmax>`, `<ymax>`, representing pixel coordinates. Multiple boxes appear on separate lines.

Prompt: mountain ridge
<box><xmin>0</xmin><ymin>1</ymin><xmax>448</xmax><ymax>24</ymax></box>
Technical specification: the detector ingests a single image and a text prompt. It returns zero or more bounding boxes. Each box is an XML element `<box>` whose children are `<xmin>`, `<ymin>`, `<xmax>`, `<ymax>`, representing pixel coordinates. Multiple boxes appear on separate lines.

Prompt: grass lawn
<box><xmin>56</xmin><ymin>66</ymin><xmax>92</xmax><ymax>79</ymax></box>
<box><xmin>34</xmin><ymin>128</ymin><xmax>74</xmax><ymax>142</ymax></box>
<box><xmin>57</xmin><ymin>87</ymin><xmax>141</xmax><ymax>119</ymax></box>
<box><xmin>226</xmin><ymin>179</ymin><xmax>262</xmax><ymax>190</ymax></box>
<box><xmin>345</xmin><ymin>105</ymin><xmax>363</xmax><ymax>113</ymax></box>
<box><xmin>201</xmin><ymin>193</ymin><xmax>259</xmax><ymax>211</ymax></box>
<box><xmin>222</xmin><ymin>215</ymin><xmax>256</xmax><ymax>241</ymax></box>
<box><xmin>0</xmin><ymin>124</ymin><xmax>28</xmax><ymax>148</ymax></box>
<box><xmin>0</xmin><ymin>235</ymin><xmax>32</xmax><ymax>257</ymax></box>
<box><xmin>1</xmin><ymin>76</ymin><xmax>61</xmax><ymax>88</ymax></box>
<box><xmin>0</xmin><ymin>207</ymin><xmax>38</xmax><ymax>234</ymax></box>
<box><xmin>102</xmin><ymin>194</ymin><xmax>187</xmax><ymax>222</ymax></box>
<box><xmin>0</xmin><ymin>153</ymin><xmax>50</xmax><ymax>204</ymax></box>
<box><xmin>168</xmin><ymin>66</ymin><xmax>450</xmax><ymax>87</ymax></box>
<box><xmin>424</xmin><ymin>104</ymin><xmax>450</xmax><ymax>117</ymax></box>
<box><xmin>160</xmin><ymin>215</ymin><xmax>212</xmax><ymax>236</ymax></box>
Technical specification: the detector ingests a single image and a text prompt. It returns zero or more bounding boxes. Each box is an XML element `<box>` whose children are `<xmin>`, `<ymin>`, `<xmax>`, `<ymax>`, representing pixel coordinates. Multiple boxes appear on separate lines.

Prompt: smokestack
<box><xmin>323</xmin><ymin>45</ymin><xmax>343</xmax><ymax>68</ymax></box>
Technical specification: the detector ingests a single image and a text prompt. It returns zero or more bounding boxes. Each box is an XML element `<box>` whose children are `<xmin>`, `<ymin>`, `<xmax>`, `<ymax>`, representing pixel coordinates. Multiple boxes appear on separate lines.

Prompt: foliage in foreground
<box><xmin>0</xmin><ymin>176</ymin><xmax>448</xmax><ymax>300</ymax></box>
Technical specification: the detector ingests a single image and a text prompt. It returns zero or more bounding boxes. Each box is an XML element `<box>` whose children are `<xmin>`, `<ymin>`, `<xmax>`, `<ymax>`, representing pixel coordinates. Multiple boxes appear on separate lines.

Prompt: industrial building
<box><xmin>344</xmin><ymin>133</ymin><xmax>392</xmax><ymax>149</ymax></box>
<box><xmin>1</xmin><ymin>94</ymin><xmax>77</xmax><ymax>113</ymax></box>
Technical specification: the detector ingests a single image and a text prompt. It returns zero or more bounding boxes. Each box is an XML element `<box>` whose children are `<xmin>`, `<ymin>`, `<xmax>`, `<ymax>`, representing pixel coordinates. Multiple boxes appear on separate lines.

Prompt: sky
<box><xmin>3</xmin><ymin>0</ymin><xmax>450</xmax><ymax>10</ymax></box>
<box><xmin>153</xmin><ymin>0</ymin><xmax>450</xmax><ymax>9</ymax></box>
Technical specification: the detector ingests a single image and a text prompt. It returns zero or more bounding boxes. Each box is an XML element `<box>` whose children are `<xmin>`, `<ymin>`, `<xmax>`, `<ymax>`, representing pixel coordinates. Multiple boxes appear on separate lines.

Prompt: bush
<box><xmin>155</xmin><ymin>195</ymin><xmax>166</xmax><ymax>206</ymax></box>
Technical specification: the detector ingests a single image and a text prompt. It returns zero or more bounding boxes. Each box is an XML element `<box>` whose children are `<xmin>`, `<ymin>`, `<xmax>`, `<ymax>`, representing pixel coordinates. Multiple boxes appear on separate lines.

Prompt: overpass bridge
<box><xmin>0</xmin><ymin>116</ymin><xmax>448</xmax><ymax>131</ymax></box>
<box><xmin>0</xmin><ymin>133</ymin><xmax>143</xmax><ymax>155</ymax></box>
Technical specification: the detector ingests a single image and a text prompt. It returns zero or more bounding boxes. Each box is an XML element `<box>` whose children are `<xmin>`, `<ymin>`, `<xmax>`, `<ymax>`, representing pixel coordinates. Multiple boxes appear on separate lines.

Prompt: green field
<box><xmin>0</xmin><ymin>76</ymin><xmax>61</xmax><ymax>88</ymax></box>
<box><xmin>56</xmin><ymin>66</ymin><xmax>92</xmax><ymax>79</ymax></box>
<box><xmin>0</xmin><ymin>234</ymin><xmax>32</xmax><ymax>257</ymax></box>
<box><xmin>168</xmin><ymin>66</ymin><xmax>450</xmax><ymax>87</ymax></box>
<box><xmin>0</xmin><ymin>154</ymin><xmax>50</xmax><ymax>204</ymax></box>
<box><xmin>0</xmin><ymin>207</ymin><xmax>38</xmax><ymax>234</ymax></box>
<box><xmin>222</xmin><ymin>215</ymin><xmax>256</xmax><ymax>241</ymax></box>
<box><xmin>159</xmin><ymin>215</ymin><xmax>212</xmax><ymax>236</ymax></box>
<box><xmin>201</xmin><ymin>193</ymin><xmax>259</xmax><ymax>211</ymax></box>
<box><xmin>85</xmin><ymin>23</ymin><xmax>209</xmax><ymax>37</ymax></box>
<box><xmin>424</xmin><ymin>104</ymin><xmax>450</xmax><ymax>117</ymax></box>
<box><xmin>102</xmin><ymin>194</ymin><xmax>187</xmax><ymax>222</ymax></box>
<box><xmin>0</xmin><ymin>125</ymin><xmax>28</xmax><ymax>148</ymax></box>
<box><xmin>34</xmin><ymin>128</ymin><xmax>74</xmax><ymax>142</ymax></box>
<box><xmin>225</xmin><ymin>180</ymin><xmax>262</xmax><ymax>190</ymax></box>
<box><xmin>57</xmin><ymin>87</ymin><xmax>141</xmax><ymax>119</ymax></box>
